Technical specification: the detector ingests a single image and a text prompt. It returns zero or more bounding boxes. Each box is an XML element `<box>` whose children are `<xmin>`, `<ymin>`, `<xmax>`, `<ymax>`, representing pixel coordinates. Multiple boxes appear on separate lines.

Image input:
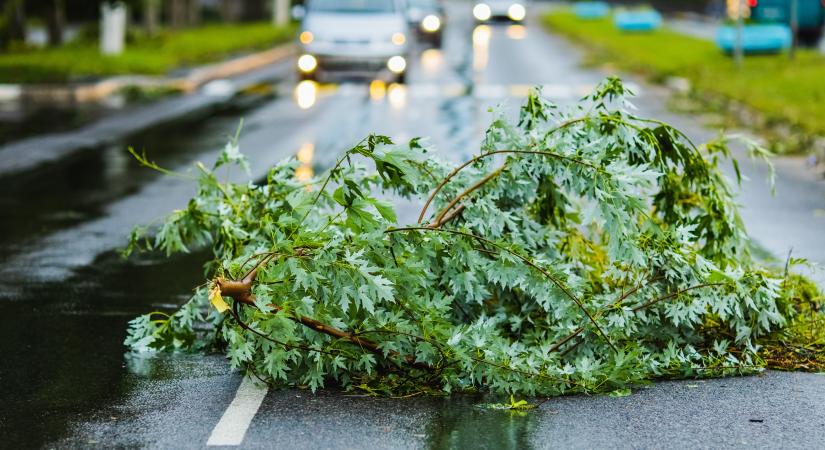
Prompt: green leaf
<box><xmin>608</xmin><ymin>388</ymin><xmax>631</xmax><ymax>398</ymax></box>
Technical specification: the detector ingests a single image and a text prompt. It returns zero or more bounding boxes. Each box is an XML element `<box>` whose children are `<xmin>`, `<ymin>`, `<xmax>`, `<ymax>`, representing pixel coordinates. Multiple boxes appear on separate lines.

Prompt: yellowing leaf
<box><xmin>210</xmin><ymin>286</ymin><xmax>230</xmax><ymax>313</ymax></box>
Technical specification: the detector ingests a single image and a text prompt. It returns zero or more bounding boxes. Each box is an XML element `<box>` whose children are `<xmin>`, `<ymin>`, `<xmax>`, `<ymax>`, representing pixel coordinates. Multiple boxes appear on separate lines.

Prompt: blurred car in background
<box><xmin>406</xmin><ymin>0</ymin><xmax>446</xmax><ymax>47</ymax></box>
<box><xmin>472</xmin><ymin>0</ymin><xmax>526</xmax><ymax>23</ymax></box>
<box><xmin>295</xmin><ymin>0</ymin><xmax>411</xmax><ymax>83</ymax></box>
<box><xmin>748</xmin><ymin>0</ymin><xmax>825</xmax><ymax>45</ymax></box>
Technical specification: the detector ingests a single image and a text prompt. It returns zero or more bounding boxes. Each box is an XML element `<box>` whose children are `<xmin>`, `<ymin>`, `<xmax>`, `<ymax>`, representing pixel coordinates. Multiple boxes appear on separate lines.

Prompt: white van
<box><xmin>296</xmin><ymin>0</ymin><xmax>411</xmax><ymax>83</ymax></box>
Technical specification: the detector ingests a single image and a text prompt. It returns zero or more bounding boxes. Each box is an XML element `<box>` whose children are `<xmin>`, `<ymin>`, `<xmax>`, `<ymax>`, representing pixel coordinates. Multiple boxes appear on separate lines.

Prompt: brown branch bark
<box><xmin>430</xmin><ymin>204</ymin><xmax>465</xmax><ymax>228</ymax></box>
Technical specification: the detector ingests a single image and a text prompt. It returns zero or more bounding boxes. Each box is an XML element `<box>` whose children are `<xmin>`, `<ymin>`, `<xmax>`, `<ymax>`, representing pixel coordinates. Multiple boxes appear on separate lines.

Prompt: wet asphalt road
<box><xmin>1</xmin><ymin>2</ymin><xmax>825</xmax><ymax>449</ymax></box>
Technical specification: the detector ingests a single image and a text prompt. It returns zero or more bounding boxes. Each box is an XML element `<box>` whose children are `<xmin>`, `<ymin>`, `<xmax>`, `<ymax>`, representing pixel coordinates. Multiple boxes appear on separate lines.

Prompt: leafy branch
<box><xmin>124</xmin><ymin>77</ymin><xmax>824</xmax><ymax>396</ymax></box>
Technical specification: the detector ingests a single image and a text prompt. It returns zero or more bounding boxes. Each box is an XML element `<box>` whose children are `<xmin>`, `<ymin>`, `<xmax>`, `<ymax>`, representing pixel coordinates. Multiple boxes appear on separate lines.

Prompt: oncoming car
<box><xmin>472</xmin><ymin>0</ymin><xmax>526</xmax><ymax>22</ymax></box>
<box><xmin>406</xmin><ymin>0</ymin><xmax>446</xmax><ymax>47</ymax></box>
<box><xmin>296</xmin><ymin>0</ymin><xmax>411</xmax><ymax>83</ymax></box>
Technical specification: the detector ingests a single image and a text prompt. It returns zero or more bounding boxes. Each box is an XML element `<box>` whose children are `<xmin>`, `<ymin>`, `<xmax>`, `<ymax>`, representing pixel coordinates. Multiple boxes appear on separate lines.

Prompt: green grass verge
<box><xmin>0</xmin><ymin>22</ymin><xmax>297</xmax><ymax>83</ymax></box>
<box><xmin>543</xmin><ymin>11</ymin><xmax>825</xmax><ymax>139</ymax></box>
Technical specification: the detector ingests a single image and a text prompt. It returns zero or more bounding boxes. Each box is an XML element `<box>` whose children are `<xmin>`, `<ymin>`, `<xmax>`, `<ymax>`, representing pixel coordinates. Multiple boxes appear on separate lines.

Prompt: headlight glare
<box><xmin>297</xmin><ymin>54</ymin><xmax>317</xmax><ymax>73</ymax></box>
<box><xmin>507</xmin><ymin>3</ymin><xmax>526</xmax><ymax>21</ymax></box>
<box><xmin>473</xmin><ymin>3</ymin><xmax>491</xmax><ymax>21</ymax></box>
<box><xmin>421</xmin><ymin>15</ymin><xmax>441</xmax><ymax>32</ymax></box>
<box><xmin>387</xmin><ymin>56</ymin><xmax>406</xmax><ymax>73</ymax></box>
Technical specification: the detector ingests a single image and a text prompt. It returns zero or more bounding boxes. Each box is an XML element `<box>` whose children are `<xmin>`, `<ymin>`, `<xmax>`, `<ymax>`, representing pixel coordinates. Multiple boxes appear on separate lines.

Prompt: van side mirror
<box><xmin>292</xmin><ymin>5</ymin><xmax>306</xmax><ymax>19</ymax></box>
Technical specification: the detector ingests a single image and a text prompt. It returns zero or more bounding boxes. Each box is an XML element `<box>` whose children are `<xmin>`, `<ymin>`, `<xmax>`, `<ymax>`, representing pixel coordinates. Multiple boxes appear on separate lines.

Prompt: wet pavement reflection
<box><xmin>425</xmin><ymin>396</ymin><xmax>541</xmax><ymax>449</ymax></box>
<box><xmin>0</xmin><ymin>93</ymin><xmax>273</xmax><ymax>257</ymax></box>
<box><xmin>0</xmin><ymin>249</ymin><xmax>209</xmax><ymax>447</ymax></box>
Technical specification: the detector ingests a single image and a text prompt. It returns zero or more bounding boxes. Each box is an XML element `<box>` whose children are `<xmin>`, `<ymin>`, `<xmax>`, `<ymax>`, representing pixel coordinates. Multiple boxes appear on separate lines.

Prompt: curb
<box><xmin>0</xmin><ymin>43</ymin><xmax>296</xmax><ymax>178</ymax></box>
<box><xmin>1</xmin><ymin>43</ymin><xmax>295</xmax><ymax>104</ymax></box>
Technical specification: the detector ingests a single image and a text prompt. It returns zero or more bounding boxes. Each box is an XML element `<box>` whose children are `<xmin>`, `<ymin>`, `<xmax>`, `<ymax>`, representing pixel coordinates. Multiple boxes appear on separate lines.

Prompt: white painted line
<box><xmin>207</xmin><ymin>376</ymin><xmax>269</xmax><ymax>446</ymax></box>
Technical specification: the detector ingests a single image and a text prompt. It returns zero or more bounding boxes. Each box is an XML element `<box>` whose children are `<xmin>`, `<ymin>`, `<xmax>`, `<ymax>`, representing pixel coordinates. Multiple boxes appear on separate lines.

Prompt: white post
<box><xmin>734</xmin><ymin>0</ymin><xmax>744</xmax><ymax>68</ymax></box>
<box><xmin>273</xmin><ymin>0</ymin><xmax>289</xmax><ymax>26</ymax></box>
<box><xmin>100</xmin><ymin>2</ymin><xmax>127</xmax><ymax>55</ymax></box>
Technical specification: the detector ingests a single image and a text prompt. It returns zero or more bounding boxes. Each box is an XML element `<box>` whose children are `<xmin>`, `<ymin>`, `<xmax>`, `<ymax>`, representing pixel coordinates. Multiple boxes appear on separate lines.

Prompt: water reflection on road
<box><xmin>426</xmin><ymin>396</ymin><xmax>541</xmax><ymax>450</ymax></box>
<box><xmin>0</xmin><ymin>249</ymin><xmax>209</xmax><ymax>448</ymax></box>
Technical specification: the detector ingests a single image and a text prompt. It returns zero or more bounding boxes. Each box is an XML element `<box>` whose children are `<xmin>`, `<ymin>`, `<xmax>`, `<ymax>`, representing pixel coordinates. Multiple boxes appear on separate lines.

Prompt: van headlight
<box><xmin>387</xmin><ymin>56</ymin><xmax>406</xmax><ymax>74</ymax></box>
<box><xmin>297</xmin><ymin>54</ymin><xmax>317</xmax><ymax>73</ymax></box>
<box><xmin>421</xmin><ymin>15</ymin><xmax>441</xmax><ymax>32</ymax></box>
<box><xmin>299</xmin><ymin>31</ymin><xmax>313</xmax><ymax>44</ymax></box>
<box><xmin>507</xmin><ymin>3</ymin><xmax>526</xmax><ymax>21</ymax></box>
<box><xmin>473</xmin><ymin>3</ymin><xmax>491</xmax><ymax>21</ymax></box>
<box><xmin>391</xmin><ymin>32</ymin><xmax>406</xmax><ymax>45</ymax></box>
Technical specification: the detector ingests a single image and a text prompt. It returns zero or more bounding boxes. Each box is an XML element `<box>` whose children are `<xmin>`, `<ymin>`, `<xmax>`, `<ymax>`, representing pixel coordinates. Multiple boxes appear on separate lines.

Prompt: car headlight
<box><xmin>421</xmin><ymin>14</ymin><xmax>441</xmax><ymax>32</ymax></box>
<box><xmin>299</xmin><ymin>31</ymin><xmax>313</xmax><ymax>44</ymax></box>
<box><xmin>392</xmin><ymin>32</ymin><xmax>406</xmax><ymax>45</ymax></box>
<box><xmin>473</xmin><ymin>3</ymin><xmax>491</xmax><ymax>21</ymax></box>
<box><xmin>507</xmin><ymin>3</ymin><xmax>526</xmax><ymax>21</ymax></box>
<box><xmin>387</xmin><ymin>56</ymin><xmax>406</xmax><ymax>73</ymax></box>
<box><xmin>297</xmin><ymin>54</ymin><xmax>317</xmax><ymax>73</ymax></box>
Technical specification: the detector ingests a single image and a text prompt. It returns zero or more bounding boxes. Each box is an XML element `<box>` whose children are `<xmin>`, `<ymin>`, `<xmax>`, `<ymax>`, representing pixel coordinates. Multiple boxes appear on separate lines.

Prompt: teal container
<box><xmin>715</xmin><ymin>24</ymin><xmax>792</xmax><ymax>53</ymax></box>
<box><xmin>614</xmin><ymin>10</ymin><xmax>662</xmax><ymax>31</ymax></box>
<box><xmin>574</xmin><ymin>2</ymin><xmax>610</xmax><ymax>19</ymax></box>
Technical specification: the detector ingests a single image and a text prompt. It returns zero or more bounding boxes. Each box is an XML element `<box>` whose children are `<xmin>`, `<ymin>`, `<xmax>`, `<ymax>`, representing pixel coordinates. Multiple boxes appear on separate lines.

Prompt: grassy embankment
<box><xmin>0</xmin><ymin>22</ymin><xmax>296</xmax><ymax>83</ymax></box>
<box><xmin>543</xmin><ymin>11</ymin><xmax>825</xmax><ymax>149</ymax></box>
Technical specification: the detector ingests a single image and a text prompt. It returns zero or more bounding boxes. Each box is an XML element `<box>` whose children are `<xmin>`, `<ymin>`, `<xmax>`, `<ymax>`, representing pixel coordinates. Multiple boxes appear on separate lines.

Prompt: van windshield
<box><xmin>308</xmin><ymin>0</ymin><xmax>396</xmax><ymax>13</ymax></box>
<box><xmin>408</xmin><ymin>0</ymin><xmax>438</xmax><ymax>9</ymax></box>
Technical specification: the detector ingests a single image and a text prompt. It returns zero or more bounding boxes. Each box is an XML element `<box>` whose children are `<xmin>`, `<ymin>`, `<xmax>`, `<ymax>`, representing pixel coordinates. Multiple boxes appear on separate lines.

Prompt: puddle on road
<box><xmin>0</xmin><ymin>89</ymin><xmax>275</xmax><ymax>257</ymax></box>
<box><xmin>0</xmin><ymin>99</ymin><xmax>122</xmax><ymax>147</ymax></box>
<box><xmin>0</xmin><ymin>248</ymin><xmax>210</xmax><ymax>448</ymax></box>
<box><xmin>425</xmin><ymin>395</ymin><xmax>541</xmax><ymax>449</ymax></box>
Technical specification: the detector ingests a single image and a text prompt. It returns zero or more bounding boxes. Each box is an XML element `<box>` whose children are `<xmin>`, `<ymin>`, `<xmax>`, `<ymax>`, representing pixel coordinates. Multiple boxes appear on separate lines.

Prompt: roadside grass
<box><xmin>0</xmin><ymin>22</ymin><xmax>297</xmax><ymax>83</ymax></box>
<box><xmin>543</xmin><ymin>11</ymin><xmax>825</xmax><ymax>145</ymax></box>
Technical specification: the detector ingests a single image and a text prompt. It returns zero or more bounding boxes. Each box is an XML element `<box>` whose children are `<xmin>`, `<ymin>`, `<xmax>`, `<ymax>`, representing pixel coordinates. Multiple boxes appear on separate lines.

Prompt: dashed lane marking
<box><xmin>318</xmin><ymin>82</ymin><xmax>642</xmax><ymax>101</ymax></box>
<box><xmin>206</xmin><ymin>376</ymin><xmax>269</xmax><ymax>446</ymax></box>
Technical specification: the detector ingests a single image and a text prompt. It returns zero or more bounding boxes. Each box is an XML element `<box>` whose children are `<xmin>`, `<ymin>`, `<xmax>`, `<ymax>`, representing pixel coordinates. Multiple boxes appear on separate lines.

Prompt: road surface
<box><xmin>1</xmin><ymin>2</ymin><xmax>824</xmax><ymax>449</ymax></box>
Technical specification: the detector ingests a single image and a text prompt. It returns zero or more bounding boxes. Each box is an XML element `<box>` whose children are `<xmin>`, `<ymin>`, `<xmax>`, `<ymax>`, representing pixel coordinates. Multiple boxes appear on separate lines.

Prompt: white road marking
<box><xmin>324</xmin><ymin>82</ymin><xmax>644</xmax><ymax>101</ymax></box>
<box><xmin>206</xmin><ymin>376</ymin><xmax>269</xmax><ymax>446</ymax></box>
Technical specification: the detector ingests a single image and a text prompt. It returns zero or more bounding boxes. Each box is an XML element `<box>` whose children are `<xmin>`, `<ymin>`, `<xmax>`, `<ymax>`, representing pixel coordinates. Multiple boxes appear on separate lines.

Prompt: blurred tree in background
<box><xmin>0</xmin><ymin>0</ymin><xmax>27</xmax><ymax>48</ymax></box>
<box><xmin>0</xmin><ymin>0</ymin><xmax>277</xmax><ymax>49</ymax></box>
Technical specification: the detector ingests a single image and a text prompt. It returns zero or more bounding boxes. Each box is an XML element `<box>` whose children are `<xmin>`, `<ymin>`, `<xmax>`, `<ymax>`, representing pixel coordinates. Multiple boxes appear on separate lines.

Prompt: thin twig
<box><xmin>631</xmin><ymin>283</ymin><xmax>725</xmax><ymax>312</ymax></box>
<box><xmin>431</xmin><ymin>165</ymin><xmax>506</xmax><ymax>227</ymax></box>
<box><xmin>417</xmin><ymin>145</ymin><xmax>601</xmax><ymax>224</ymax></box>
